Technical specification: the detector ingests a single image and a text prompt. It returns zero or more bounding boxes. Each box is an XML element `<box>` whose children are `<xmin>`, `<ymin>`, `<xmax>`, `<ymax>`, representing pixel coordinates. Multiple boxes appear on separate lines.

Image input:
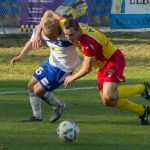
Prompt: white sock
<box><xmin>29</xmin><ymin>92</ymin><xmax>42</xmax><ymax>119</ymax></box>
<box><xmin>42</xmin><ymin>91</ymin><xmax>62</xmax><ymax>108</ymax></box>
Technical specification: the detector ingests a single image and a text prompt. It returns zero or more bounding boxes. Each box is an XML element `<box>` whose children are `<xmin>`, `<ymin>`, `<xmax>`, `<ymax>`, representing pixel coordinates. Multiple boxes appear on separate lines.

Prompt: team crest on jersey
<box><xmin>51</xmin><ymin>46</ymin><xmax>56</xmax><ymax>51</ymax></box>
<box><xmin>89</xmin><ymin>44</ymin><xmax>94</xmax><ymax>50</ymax></box>
<box><xmin>85</xmin><ymin>46</ymin><xmax>89</xmax><ymax>50</ymax></box>
<box><xmin>85</xmin><ymin>44</ymin><xmax>94</xmax><ymax>50</ymax></box>
<box><xmin>41</xmin><ymin>78</ymin><xmax>49</xmax><ymax>86</ymax></box>
<box><xmin>106</xmin><ymin>69</ymin><xmax>115</xmax><ymax>77</ymax></box>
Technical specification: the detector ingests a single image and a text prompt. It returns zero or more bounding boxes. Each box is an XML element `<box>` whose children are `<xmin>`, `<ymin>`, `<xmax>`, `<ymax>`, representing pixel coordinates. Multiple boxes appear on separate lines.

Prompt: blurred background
<box><xmin>0</xmin><ymin>0</ymin><xmax>150</xmax><ymax>34</ymax></box>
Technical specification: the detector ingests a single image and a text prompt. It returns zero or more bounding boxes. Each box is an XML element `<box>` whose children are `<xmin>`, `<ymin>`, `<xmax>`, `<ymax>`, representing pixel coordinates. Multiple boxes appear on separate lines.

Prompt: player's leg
<box><xmin>98</xmin><ymin>50</ymin><xmax>150</xmax><ymax>125</ymax></box>
<box><xmin>103</xmin><ymin>80</ymin><xmax>150</xmax><ymax>102</ymax></box>
<box><xmin>102</xmin><ymin>82</ymin><xmax>145</xmax><ymax>115</ymax></box>
<box><xmin>101</xmin><ymin>82</ymin><xmax>150</xmax><ymax>125</ymax></box>
<box><xmin>24</xmin><ymin>76</ymin><xmax>43</xmax><ymax>122</ymax></box>
<box><xmin>34</xmin><ymin>82</ymin><xmax>66</xmax><ymax>123</ymax></box>
<box><xmin>23</xmin><ymin>60</ymin><xmax>49</xmax><ymax>122</ymax></box>
<box><xmin>40</xmin><ymin>90</ymin><xmax>66</xmax><ymax>122</ymax></box>
<box><xmin>141</xmin><ymin>82</ymin><xmax>150</xmax><ymax>100</ymax></box>
<box><xmin>100</xmin><ymin>50</ymin><xmax>146</xmax><ymax>100</ymax></box>
<box><xmin>33</xmin><ymin>60</ymin><xmax>69</xmax><ymax>122</ymax></box>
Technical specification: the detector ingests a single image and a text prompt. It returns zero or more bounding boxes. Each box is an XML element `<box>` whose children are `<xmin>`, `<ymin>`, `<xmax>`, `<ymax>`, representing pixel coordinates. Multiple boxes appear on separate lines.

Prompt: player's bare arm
<box><xmin>32</xmin><ymin>10</ymin><xmax>63</xmax><ymax>49</ymax></box>
<box><xmin>64</xmin><ymin>56</ymin><xmax>95</xmax><ymax>87</ymax></box>
<box><xmin>10</xmin><ymin>40</ymin><xmax>33</xmax><ymax>66</ymax></box>
<box><xmin>42</xmin><ymin>10</ymin><xmax>63</xmax><ymax>21</ymax></box>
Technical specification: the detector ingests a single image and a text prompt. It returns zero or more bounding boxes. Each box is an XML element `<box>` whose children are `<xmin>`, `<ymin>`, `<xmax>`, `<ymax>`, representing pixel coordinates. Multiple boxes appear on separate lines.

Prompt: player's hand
<box><xmin>64</xmin><ymin>75</ymin><xmax>74</xmax><ymax>88</ymax></box>
<box><xmin>32</xmin><ymin>34</ymin><xmax>42</xmax><ymax>49</ymax></box>
<box><xmin>10</xmin><ymin>55</ymin><xmax>22</xmax><ymax>66</ymax></box>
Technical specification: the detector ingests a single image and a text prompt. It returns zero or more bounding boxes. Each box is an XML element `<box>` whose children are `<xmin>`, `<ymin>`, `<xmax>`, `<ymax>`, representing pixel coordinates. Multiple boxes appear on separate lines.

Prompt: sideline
<box><xmin>0</xmin><ymin>86</ymin><xmax>98</xmax><ymax>94</ymax></box>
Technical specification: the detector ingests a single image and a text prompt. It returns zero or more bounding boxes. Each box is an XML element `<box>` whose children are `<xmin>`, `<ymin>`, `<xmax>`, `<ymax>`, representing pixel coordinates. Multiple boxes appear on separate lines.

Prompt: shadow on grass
<box><xmin>0</xmin><ymin>78</ymin><xmax>148</xmax><ymax>116</ymax></box>
<box><xmin>107</xmin><ymin>33</ymin><xmax>150</xmax><ymax>45</ymax></box>
<box><xmin>0</xmin><ymin>78</ymin><xmax>150</xmax><ymax>89</ymax></box>
<box><xmin>0</xmin><ymin>34</ymin><xmax>30</xmax><ymax>48</ymax></box>
<box><xmin>0</xmin><ymin>80</ymin><xmax>28</xmax><ymax>89</ymax></box>
<box><xmin>1</xmin><ymin>33</ymin><xmax>150</xmax><ymax>48</ymax></box>
<box><xmin>125</xmin><ymin>57</ymin><xmax>150</xmax><ymax>66</ymax></box>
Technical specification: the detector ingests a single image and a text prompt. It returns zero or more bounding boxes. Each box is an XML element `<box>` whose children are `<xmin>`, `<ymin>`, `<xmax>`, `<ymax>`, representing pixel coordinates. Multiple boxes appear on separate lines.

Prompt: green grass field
<box><xmin>0</xmin><ymin>33</ymin><xmax>150</xmax><ymax>150</ymax></box>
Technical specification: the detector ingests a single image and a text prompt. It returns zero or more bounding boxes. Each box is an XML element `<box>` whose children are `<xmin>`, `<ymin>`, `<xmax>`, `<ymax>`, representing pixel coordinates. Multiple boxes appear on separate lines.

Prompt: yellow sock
<box><xmin>118</xmin><ymin>84</ymin><xmax>144</xmax><ymax>99</ymax></box>
<box><xmin>115</xmin><ymin>98</ymin><xmax>144</xmax><ymax>116</ymax></box>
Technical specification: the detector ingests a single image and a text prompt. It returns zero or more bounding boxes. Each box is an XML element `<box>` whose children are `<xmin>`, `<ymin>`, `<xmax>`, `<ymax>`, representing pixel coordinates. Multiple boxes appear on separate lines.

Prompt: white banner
<box><xmin>111</xmin><ymin>0</ymin><xmax>150</xmax><ymax>14</ymax></box>
<box><xmin>111</xmin><ymin>0</ymin><xmax>150</xmax><ymax>29</ymax></box>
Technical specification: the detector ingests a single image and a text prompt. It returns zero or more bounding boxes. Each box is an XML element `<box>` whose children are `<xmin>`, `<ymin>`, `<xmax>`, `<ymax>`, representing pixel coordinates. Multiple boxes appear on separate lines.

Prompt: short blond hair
<box><xmin>41</xmin><ymin>17</ymin><xmax>59</xmax><ymax>38</ymax></box>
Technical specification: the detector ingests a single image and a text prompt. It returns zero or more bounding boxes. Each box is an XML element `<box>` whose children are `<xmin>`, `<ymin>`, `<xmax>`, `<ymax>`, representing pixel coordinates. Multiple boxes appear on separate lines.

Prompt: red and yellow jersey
<box><xmin>59</xmin><ymin>18</ymin><xmax>116</xmax><ymax>71</ymax></box>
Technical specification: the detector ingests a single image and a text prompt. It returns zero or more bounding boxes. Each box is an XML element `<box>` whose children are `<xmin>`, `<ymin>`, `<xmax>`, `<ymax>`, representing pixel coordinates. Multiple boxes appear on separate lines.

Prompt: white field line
<box><xmin>0</xmin><ymin>87</ymin><xmax>98</xmax><ymax>94</ymax></box>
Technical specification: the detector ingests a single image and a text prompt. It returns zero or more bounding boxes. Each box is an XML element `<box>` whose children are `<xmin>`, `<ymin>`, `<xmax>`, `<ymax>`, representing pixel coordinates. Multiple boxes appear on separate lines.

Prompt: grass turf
<box><xmin>0</xmin><ymin>33</ymin><xmax>150</xmax><ymax>150</ymax></box>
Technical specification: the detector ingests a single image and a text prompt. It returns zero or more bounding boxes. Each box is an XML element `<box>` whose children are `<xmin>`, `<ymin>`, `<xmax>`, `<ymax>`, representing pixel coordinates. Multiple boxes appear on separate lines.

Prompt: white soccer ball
<box><xmin>57</xmin><ymin>120</ymin><xmax>79</xmax><ymax>142</ymax></box>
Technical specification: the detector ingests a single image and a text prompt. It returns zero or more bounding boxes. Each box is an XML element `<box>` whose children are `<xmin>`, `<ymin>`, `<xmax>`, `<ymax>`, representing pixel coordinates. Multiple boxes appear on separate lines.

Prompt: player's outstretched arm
<box><xmin>32</xmin><ymin>10</ymin><xmax>63</xmax><ymax>49</ymax></box>
<box><xmin>10</xmin><ymin>40</ymin><xmax>33</xmax><ymax>66</ymax></box>
<box><xmin>64</xmin><ymin>56</ymin><xmax>95</xmax><ymax>87</ymax></box>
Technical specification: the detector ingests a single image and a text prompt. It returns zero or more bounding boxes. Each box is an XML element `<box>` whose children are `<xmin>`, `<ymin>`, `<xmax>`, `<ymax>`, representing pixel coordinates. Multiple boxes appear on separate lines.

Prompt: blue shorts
<box><xmin>33</xmin><ymin>59</ymin><xmax>71</xmax><ymax>91</ymax></box>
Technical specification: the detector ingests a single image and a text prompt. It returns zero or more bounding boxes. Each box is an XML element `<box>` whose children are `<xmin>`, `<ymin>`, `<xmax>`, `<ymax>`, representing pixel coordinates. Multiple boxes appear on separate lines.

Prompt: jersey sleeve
<box><xmin>30</xmin><ymin>25</ymin><xmax>39</xmax><ymax>42</ymax></box>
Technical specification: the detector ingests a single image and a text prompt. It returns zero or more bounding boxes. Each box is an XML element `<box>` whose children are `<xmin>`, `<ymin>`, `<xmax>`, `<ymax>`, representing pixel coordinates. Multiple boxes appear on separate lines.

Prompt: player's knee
<box><xmin>33</xmin><ymin>87</ymin><xmax>45</xmax><ymax>97</ymax></box>
<box><xmin>103</xmin><ymin>100</ymin><xmax>115</xmax><ymax>107</ymax></box>
<box><xmin>102</xmin><ymin>96</ymin><xmax>117</xmax><ymax>107</ymax></box>
<box><xmin>28</xmin><ymin>81</ymin><xmax>34</xmax><ymax>92</ymax></box>
<box><xmin>34</xmin><ymin>89</ymin><xmax>42</xmax><ymax>97</ymax></box>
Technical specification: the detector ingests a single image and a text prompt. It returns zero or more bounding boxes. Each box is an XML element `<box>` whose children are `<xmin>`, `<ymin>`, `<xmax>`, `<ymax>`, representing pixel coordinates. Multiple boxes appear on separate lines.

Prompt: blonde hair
<box><xmin>41</xmin><ymin>17</ymin><xmax>59</xmax><ymax>38</ymax></box>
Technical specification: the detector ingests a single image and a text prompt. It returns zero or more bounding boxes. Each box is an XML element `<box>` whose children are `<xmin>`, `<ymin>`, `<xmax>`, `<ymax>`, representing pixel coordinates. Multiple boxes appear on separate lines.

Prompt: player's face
<box><xmin>63</xmin><ymin>28</ymin><xmax>81</xmax><ymax>43</ymax></box>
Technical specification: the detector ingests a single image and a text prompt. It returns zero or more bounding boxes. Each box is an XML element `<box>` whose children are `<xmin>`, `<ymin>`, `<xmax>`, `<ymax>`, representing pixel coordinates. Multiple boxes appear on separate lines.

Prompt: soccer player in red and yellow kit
<box><xmin>62</xmin><ymin>18</ymin><xmax>150</xmax><ymax>125</ymax></box>
<box><xmin>32</xmin><ymin>10</ymin><xmax>150</xmax><ymax>125</ymax></box>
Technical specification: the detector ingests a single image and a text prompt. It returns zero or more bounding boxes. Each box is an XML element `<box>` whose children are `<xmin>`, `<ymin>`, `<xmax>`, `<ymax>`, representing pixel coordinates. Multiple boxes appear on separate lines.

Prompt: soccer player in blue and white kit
<box><xmin>10</xmin><ymin>17</ymin><xmax>80</xmax><ymax>122</ymax></box>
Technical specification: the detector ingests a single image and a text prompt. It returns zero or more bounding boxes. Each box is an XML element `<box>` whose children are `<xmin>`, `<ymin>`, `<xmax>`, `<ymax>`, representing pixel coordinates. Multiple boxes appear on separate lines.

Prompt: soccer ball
<box><xmin>57</xmin><ymin>120</ymin><xmax>79</xmax><ymax>142</ymax></box>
